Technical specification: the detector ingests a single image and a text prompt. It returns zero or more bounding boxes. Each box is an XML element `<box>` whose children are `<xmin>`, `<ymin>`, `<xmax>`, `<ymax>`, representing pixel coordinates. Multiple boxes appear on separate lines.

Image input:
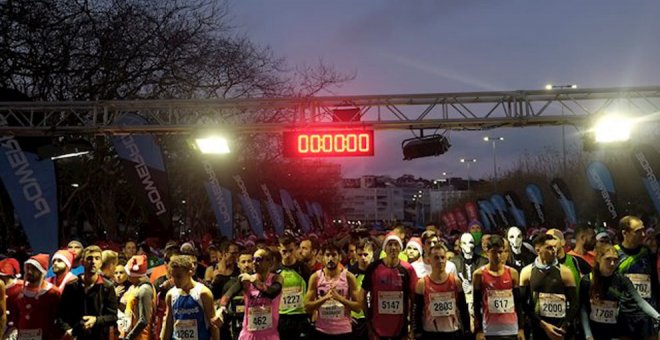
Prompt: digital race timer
<box><xmin>282</xmin><ymin>130</ymin><xmax>375</xmax><ymax>157</ymax></box>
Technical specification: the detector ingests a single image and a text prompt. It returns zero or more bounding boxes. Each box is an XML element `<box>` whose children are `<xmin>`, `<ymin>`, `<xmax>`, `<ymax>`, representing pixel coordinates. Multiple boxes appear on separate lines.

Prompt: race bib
<box><xmin>378</xmin><ymin>291</ymin><xmax>403</xmax><ymax>315</ymax></box>
<box><xmin>280</xmin><ymin>287</ymin><xmax>303</xmax><ymax>310</ymax></box>
<box><xmin>539</xmin><ymin>293</ymin><xmax>566</xmax><ymax>318</ymax></box>
<box><xmin>117</xmin><ymin>310</ymin><xmax>131</xmax><ymax>334</ymax></box>
<box><xmin>173</xmin><ymin>319</ymin><xmax>198</xmax><ymax>339</ymax></box>
<box><xmin>17</xmin><ymin>329</ymin><xmax>41</xmax><ymax>340</ymax></box>
<box><xmin>626</xmin><ymin>274</ymin><xmax>651</xmax><ymax>299</ymax></box>
<box><xmin>487</xmin><ymin>289</ymin><xmax>514</xmax><ymax>314</ymax></box>
<box><xmin>248</xmin><ymin>306</ymin><xmax>273</xmax><ymax>331</ymax></box>
<box><xmin>590</xmin><ymin>299</ymin><xmax>618</xmax><ymax>324</ymax></box>
<box><xmin>319</xmin><ymin>300</ymin><xmax>345</xmax><ymax>320</ymax></box>
<box><xmin>429</xmin><ymin>292</ymin><xmax>456</xmax><ymax>317</ymax></box>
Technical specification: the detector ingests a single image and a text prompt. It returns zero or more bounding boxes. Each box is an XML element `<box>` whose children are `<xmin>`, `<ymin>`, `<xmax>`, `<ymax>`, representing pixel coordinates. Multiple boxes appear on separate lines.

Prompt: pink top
<box><xmin>315</xmin><ymin>269</ymin><xmax>352</xmax><ymax>335</ymax></box>
<box><xmin>239</xmin><ymin>273</ymin><xmax>281</xmax><ymax>340</ymax></box>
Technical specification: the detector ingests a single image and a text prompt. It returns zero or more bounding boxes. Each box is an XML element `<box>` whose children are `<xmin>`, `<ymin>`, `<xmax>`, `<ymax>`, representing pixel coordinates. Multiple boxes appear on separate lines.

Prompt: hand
<box><xmin>115</xmin><ymin>285</ymin><xmax>125</xmax><ymax>296</ymax></box>
<box><xmin>160</xmin><ymin>279</ymin><xmax>173</xmax><ymax>290</ymax></box>
<box><xmin>62</xmin><ymin>329</ymin><xmax>74</xmax><ymax>340</ymax></box>
<box><xmin>239</xmin><ymin>273</ymin><xmax>257</xmax><ymax>283</ymax></box>
<box><xmin>329</xmin><ymin>289</ymin><xmax>343</xmax><ymax>301</ymax></box>
<box><xmin>82</xmin><ymin>315</ymin><xmax>97</xmax><ymax>330</ymax></box>
<box><xmin>475</xmin><ymin>331</ymin><xmax>486</xmax><ymax>340</ymax></box>
<box><xmin>517</xmin><ymin>329</ymin><xmax>526</xmax><ymax>340</ymax></box>
<box><xmin>541</xmin><ymin>320</ymin><xmax>564</xmax><ymax>340</ymax></box>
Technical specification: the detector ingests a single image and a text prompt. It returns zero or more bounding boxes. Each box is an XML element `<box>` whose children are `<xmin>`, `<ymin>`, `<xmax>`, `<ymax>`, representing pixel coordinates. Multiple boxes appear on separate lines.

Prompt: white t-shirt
<box><xmin>411</xmin><ymin>259</ymin><xmax>457</xmax><ymax>278</ymax></box>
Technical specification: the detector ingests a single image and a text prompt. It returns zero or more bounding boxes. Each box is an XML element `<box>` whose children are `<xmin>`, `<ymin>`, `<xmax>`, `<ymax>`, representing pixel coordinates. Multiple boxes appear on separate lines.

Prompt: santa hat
<box><xmin>52</xmin><ymin>249</ymin><xmax>74</xmax><ymax>269</ymax></box>
<box><xmin>126</xmin><ymin>255</ymin><xmax>148</xmax><ymax>277</ymax></box>
<box><xmin>25</xmin><ymin>254</ymin><xmax>49</xmax><ymax>275</ymax></box>
<box><xmin>0</xmin><ymin>258</ymin><xmax>21</xmax><ymax>277</ymax></box>
<box><xmin>406</xmin><ymin>237</ymin><xmax>423</xmax><ymax>255</ymax></box>
<box><xmin>384</xmin><ymin>232</ymin><xmax>403</xmax><ymax>249</ymax></box>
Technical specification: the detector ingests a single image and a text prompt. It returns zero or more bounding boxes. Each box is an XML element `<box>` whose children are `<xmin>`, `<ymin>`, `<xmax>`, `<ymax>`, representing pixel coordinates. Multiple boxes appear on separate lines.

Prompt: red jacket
<box><xmin>15</xmin><ymin>281</ymin><xmax>62</xmax><ymax>339</ymax></box>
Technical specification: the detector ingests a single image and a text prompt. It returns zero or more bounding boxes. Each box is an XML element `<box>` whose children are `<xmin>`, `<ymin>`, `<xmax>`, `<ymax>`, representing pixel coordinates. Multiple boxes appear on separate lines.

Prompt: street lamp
<box><xmin>460</xmin><ymin>158</ymin><xmax>477</xmax><ymax>191</ymax></box>
<box><xmin>483</xmin><ymin>136</ymin><xmax>504</xmax><ymax>192</ymax></box>
<box><xmin>545</xmin><ymin>84</ymin><xmax>578</xmax><ymax>173</ymax></box>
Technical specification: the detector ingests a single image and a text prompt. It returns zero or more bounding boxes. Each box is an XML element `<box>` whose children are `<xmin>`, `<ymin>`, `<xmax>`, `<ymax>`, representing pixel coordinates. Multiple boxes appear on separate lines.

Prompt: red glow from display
<box><xmin>283</xmin><ymin>130</ymin><xmax>374</xmax><ymax>157</ymax></box>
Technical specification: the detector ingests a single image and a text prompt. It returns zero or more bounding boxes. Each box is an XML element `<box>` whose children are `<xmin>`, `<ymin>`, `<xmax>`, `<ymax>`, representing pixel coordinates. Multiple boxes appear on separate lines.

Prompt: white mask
<box><xmin>460</xmin><ymin>233</ymin><xmax>475</xmax><ymax>259</ymax></box>
<box><xmin>507</xmin><ymin>227</ymin><xmax>523</xmax><ymax>254</ymax></box>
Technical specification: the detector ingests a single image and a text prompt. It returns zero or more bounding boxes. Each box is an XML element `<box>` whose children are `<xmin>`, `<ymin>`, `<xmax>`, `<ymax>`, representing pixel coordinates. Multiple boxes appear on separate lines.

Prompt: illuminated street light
<box><xmin>593</xmin><ymin>114</ymin><xmax>633</xmax><ymax>143</ymax></box>
<box><xmin>194</xmin><ymin>136</ymin><xmax>231</xmax><ymax>154</ymax></box>
<box><xmin>460</xmin><ymin>158</ymin><xmax>477</xmax><ymax>191</ymax></box>
<box><xmin>483</xmin><ymin>136</ymin><xmax>504</xmax><ymax>192</ymax></box>
<box><xmin>545</xmin><ymin>84</ymin><xmax>577</xmax><ymax>90</ymax></box>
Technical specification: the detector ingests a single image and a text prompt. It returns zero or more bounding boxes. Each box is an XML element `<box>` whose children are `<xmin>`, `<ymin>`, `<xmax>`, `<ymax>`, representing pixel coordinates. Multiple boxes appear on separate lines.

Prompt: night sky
<box><xmin>230</xmin><ymin>1</ymin><xmax>660</xmax><ymax>180</ymax></box>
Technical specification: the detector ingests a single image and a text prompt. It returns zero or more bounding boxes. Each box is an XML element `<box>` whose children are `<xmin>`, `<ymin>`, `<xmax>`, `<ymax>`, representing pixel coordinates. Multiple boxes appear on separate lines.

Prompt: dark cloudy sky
<box><xmin>230</xmin><ymin>1</ymin><xmax>660</xmax><ymax>180</ymax></box>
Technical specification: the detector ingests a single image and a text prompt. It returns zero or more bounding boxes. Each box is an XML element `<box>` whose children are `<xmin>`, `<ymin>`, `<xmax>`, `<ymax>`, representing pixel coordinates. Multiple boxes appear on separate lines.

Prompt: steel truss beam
<box><xmin>0</xmin><ymin>86</ymin><xmax>659</xmax><ymax>136</ymax></box>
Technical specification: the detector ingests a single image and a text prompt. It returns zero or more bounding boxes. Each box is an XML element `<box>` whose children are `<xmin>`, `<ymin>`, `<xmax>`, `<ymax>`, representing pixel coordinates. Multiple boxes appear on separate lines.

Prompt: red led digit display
<box><xmin>283</xmin><ymin>130</ymin><xmax>375</xmax><ymax>157</ymax></box>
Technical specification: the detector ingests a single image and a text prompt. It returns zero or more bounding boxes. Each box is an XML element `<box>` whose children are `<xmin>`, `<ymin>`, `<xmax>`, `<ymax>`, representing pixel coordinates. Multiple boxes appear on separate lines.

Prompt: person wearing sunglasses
<box><xmin>304</xmin><ymin>241</ymin><xmax>362</xmax><ymax>339</ymax></box>
<box><xmin>611</xmin><ymin>216</ymin><xmax>659</xmax><ymax>340</ymax></box>
<box><xmin>580</xmin><ymin>243</ymin><xmax>660</xmax><ymax>340</ymax></box>
<box><xmin>413</xmin><ymin>243</ymin><xmax>470</xmax><ymax>340</ymax></box>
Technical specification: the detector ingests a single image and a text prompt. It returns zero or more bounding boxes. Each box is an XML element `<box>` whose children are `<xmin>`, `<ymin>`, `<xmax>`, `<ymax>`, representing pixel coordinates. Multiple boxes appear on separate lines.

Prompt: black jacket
<box><xmin>57</xmin><ymin>274</ymin><xmax>118</xmax><ymax>340</ymax></box>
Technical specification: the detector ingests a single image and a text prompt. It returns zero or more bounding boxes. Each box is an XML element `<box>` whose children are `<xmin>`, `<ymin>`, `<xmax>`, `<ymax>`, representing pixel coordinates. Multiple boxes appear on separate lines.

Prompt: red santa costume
<box><xmin>47</xmin><ymin>249</ymin><xmax>78</xmax><ymax>292</ymax></box>
<box><xmin>16</xmin><ymin>254</ymin><xmax>62</xmax><ymax>339</ymax></box>
<box><xmin>0</xmin><ymin>258</ymin><xmax>23</xmax><ymax>337</ymax></box>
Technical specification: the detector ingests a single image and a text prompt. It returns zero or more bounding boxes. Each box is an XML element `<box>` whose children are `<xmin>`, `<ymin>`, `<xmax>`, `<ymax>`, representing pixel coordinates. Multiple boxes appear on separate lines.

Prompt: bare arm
<box><xmin>0</xmin><ymin>280</ymin><xmax>6</xmax><ymax>334</ymax></box>
<box><xmin>303</xmin><ymin>273</ymin><xmax>330</xmax><ymax>313</ymax></box>
<box><xmin>200</xmin><ymin>287</ymin><xmax>221</xmax><ymax>340</ymax></box>
<box><xmin>160</xmin><ymin>292</ymin><xmax>173</xmax><ymax>340</ymax></box>
<box><xmin>337</xmin><ymin>272</ymin><xmax>362</xmax><ymax>313</ymax></box>
<box><xmin>126</xmin><ymin>284</ymin><xmax>154</xmax><ymax>340</ymax></box>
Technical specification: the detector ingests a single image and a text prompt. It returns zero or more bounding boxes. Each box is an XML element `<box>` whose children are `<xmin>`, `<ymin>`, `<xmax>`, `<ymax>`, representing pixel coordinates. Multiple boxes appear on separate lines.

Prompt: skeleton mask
<box><xmin>507</xmin><ymin>226</ymin><xmax>523</xmax><ymax>254</ymax></box>
<box><xmin>460</xmin><ymin>233</ymin><xmax>475</xmax><ymax>259</ymax></box>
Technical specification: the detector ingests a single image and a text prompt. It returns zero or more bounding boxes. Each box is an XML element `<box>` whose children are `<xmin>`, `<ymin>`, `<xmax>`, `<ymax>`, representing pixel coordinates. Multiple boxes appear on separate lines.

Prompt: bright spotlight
<box><xmin>195</xmin><ymin>136</ymin><xmax>231</xmax><ymax>154</ymax></box>
<box><xmin>545</xmin><ymin>84</ymin><xmax>553</xmax><ymax>90</ymax></box>
<box><xmin>593</xmin><ymin>115</ymin><xmax>633</xmax><ymax>143</ymax></box>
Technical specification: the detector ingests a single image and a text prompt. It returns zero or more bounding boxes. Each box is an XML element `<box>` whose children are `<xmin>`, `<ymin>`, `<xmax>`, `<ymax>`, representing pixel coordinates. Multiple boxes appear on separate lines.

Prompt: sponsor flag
<box><xmin>279</xmin><ymin>189</ymin><xmax>298</xmax><ymax>229</ymax></box>
<box><xmin>261</xmin><ymin>184</ymin><xmax>285</xmax><ymax>236</ymax></box>
<box><xmin>233</xmin><ymin>174</ymin><xmax>264</xmax><ymax>237</ymax></box>
<box><xmin>478</xmin><ymin>209</ymin><xmax>492</xmax><ymax>231</ymax></box>
<box><xmin>490</xmin><ymin>194</ymin><xmax>510</xmax><ymax>226</ymax></box>
<box><xmin>631</xmin><ymin>144</ymin><xmax>660</xmax><ymax>215</ymax></box>
<box><xmin>452</xmin><ymin>206</ymin><xmax>468</xmax><ymax>231</ymax></box>
<box><xmin>550</xmin><ymin>178</ymin><xmax>577</xmax><ymax>225</ymax></box>
<box><xmin>0</xmin><ymin>89</ymin><xmax>59</xmax><ymax>254</ymax></box>
<box><xmin>586</xmin><ymin>161</ymin><xmax>619</xmax><ymax>221</ymax></box>
<box><xmin>202</xmin><ymin>161</ymin><xmax>233</xmax><ymax>239</ymax></box>
<box><xmin>504</xmin><ymin>191</ymin><xmax>527</xmax><ymax>227</ymax></box>
<box><xmin>294</xmin><ymin>199</ymin><xmax>312</xmax><ymax>232</ymax></box>
<box><xmin>441</xmin><ymin>212</ymin><xmax>457</xmax><ymax>231</ymax></box>
<box><xmin>525</xmin><ymin>184</ymin><xmax>546</xmax><ymax>223</ymax></box>
<box><xmin>478</xmin><ymin>199</ymin><xmax>498</xmax><ymax>230</ymax></box>
<box><xmin>111</xmin><ymin>113</ymin><xmax>172</xmax><ymax>235</ymax></box>
<box><xmin>464</xmin><ymin>201</ymin><xmax>480</xmax><ymax>222</ymax></box>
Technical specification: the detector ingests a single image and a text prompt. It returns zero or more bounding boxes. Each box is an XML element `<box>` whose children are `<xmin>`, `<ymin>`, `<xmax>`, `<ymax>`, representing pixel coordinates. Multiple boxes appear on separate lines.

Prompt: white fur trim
<box><xmin>25</xmin><ymin>259</ymin><xmax>47</xmax><ymax>275</ymax></box>
<box><xmin>52</xmin><ymin>253</ymin><xmax>72</xmax><ymax>268</ymax></box>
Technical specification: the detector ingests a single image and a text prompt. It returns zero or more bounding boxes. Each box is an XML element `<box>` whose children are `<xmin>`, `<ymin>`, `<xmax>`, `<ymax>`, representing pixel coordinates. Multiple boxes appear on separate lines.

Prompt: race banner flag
<box><xmin>504</xmin><ymin>191</ymin><xmax>527</xmax><ymax>227</ymax></box>
<box><xmin>525</xmin><ymin>184</ymin><xmax>546</xmax><ymax>223</ymax></box>
<box><xmin>261</xmin><ymin>184</ymin><xmax>285</xmax><ymax>236</ymax></box>
<box><xmin>294</xmin><ymin>199</ymin><xmax>312</xmax><ymax>232</ymax></box>
<box><xmin>279</xmin><ymin>189</ymin><xmax>298</xmax><ymax>229</ymax></box>
<box><xmin>233</xmin><ymin>174</ymin><xmax>264</xmax><ymax>237</ymax></box>
<box><xmin>441</xmin><ymin>212</ymin><xmax>457</xmax><ymax>231</ymax></box>
<box><xmin>586</xmin><ymin>161</ymin><xmax>619</xmax><ymax>221</ymax></box>
<box><xmin>0</xmin><ymin>90</ymin><xmax>58</xmax><ymax>253</ymax></box>
<box><xmin>452</xmin><ymin>206</ymin><xmax>468</xmax><ymax>231</ymax></box>
<box><xmin>111</xmin><ymin>113</ymin><xmax>172</xmax><ymax>235</ymax></box>
<box><xmin>478</xmin><ymin>209</ymin><xmax>492</xmax><ymax>231</ymax></box>
<box><xmin>550</xmin><ymin>178</ymin><xmax>577</xmax><ymax>225</ymax></box>
<box><xmin>477</xmin><ymin>199</ymin><xmax>498</xmax><ymax>230</ymax></box>
<box><xmin>464</xmin><ymin>201</ymin><xmax>480</xmax><ymax>222</ymax></box>
<box><xmin>489</xmin><ymin>194</ymin><xmax>510</xmax><ymax>226</ymax></box>
<box><xmin>631</xmin><ymin>144</ymin><xmax>660</xmax><ymax>215</ymax></box>
<box><xmin>202</xmin><ymin>161</ymin><xmax>233</xmax><ymax>239</ymax></box>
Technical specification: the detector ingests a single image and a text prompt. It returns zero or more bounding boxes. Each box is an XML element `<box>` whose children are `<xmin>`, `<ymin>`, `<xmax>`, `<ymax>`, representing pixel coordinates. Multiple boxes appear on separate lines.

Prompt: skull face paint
<box><xmin>507</xmin><ymin>226</ymin><xmax>523</xmax><ymax>255</ymax></box>
<box><xmin>460</xmin><ymin>233</ymin><xmax>475</xmax><ymax>259</ymax></box>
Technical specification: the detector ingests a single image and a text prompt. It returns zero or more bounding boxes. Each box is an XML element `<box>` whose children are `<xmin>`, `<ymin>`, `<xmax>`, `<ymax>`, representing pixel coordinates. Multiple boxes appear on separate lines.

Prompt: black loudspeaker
<box><xmin>402</xmin><ymin>135</ymin><xmax>451</xmax><ymax>160</ymax></box>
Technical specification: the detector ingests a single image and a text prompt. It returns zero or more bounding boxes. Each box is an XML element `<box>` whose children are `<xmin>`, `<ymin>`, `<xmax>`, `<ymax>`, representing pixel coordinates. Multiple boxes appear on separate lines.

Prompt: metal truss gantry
<box><xmin>0</xmin><ymin>86</ymin><xmax>659</xmax><ymax>136</ymax></box>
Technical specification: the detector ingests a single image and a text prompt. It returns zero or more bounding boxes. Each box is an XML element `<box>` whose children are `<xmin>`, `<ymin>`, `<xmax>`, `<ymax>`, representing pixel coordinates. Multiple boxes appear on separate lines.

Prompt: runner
<box><xmin>546</xmin><ymin>229</ymin><xmax>591</xmax><ymax>284</ymax></box>
<box><xmin>102</xmin><ymin>250</ymin><xmax>119</xmax><ymax>280</ymax></box>
<box><xmin>123</xmin><ymin>255</ymin><xmax>156</xmax><ymax>340</ymax></box>
<box><xmin>276</xmin><ymin>236</ymin><xmax>311</xmax><ymax>339</ymax></box>
<box><xmin>613</xmin><ymin>216</ymin><xmax>659</xmax><ymax>340</ymax></box>
<box><xmin>361</xmin><ymin>233</ymin><xmax>417</xmax><ymax>339</ymax></box>
<box><xmin>0</xmin><ymin>258</ymin><xmax>22</xmax><ymax>338</ymax></box>
<box><xmin>413</xmin><ymin>243</ymin><xmax>470</xmax><ymax>339</ymax></box>
<box><xmin>413</xmin><ymin>231</ymin><xmax>458</xmax><ymax>278</ymax></box>
<box><xmin>47</xmin><ymin>249</ymin><xmax>78</xmax><ymax>292</ymax></box>
<box><xmin>16</xmin><ymin>254</ymin><xmax>62</xmax><ymax>339</ymax></box>
<box><xmin>0</xmin><ymin>276</ymin><xmax>5</xmax><ymax>339</ymax></box>
<box><xmin>520</xmin><ymin>234</ymin><xmax>577</xmax><ymax>340</ymax></box>
<box><xmin>161</xmin><ymin>254</ymin><xmax>220</xmax><ymax>340</ymax></box>
<box><xmin>506</xmin><ymin>227</ymin><xmax>536</xmax><ymax>273</ymax></box>
<box><xmin>220</xmin><ymin>250</ymin><xmax>254</xmax><ymax>339</ymax></box>
<box><xmin>347</xmin><ymin>239</ymin><xmax>374</xmax><ymax>340</ymax></box>
<box><xmin>567</xmin><ymin>225</ymin><xmax>597</xmax><ymax>267</ymax></box>
<box><xmin>58</xmin><ymin>245</ymin><xmax>118</xmax><ymax>340</ymax></box>
<box><xmin>300</xmin><ymin>238</ymin><xmax>324</xmax><ymax>273</ymax></box>
<box><xmin>235</xmin><ymin>247</ymin><xmax>283</xmax><ymax>340</ymax></box>
<box><xmin>580</xmin><ymin>244</ymin><xmax>660</xmax><ymax>340</ymax></box>
<box><xmin>473</xmin><ymin>235</ymin><xmax>524</xmax><ymax>340</ymax></box>
<box><xmin>304</xmin><ymin>241</ymin><xmax>362</xmax><ymax>339</ymax></box>
<box><xmin>405</xmin><ymin>237</ymin><xmax>423</xmax><ymax>265</ymax></box>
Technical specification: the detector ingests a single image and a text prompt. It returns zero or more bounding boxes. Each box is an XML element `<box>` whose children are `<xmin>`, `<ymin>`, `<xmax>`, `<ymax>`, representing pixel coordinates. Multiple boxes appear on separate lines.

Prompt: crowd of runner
<box><xmin>0</xmin><ymin>215</ymin><xmax>659</xmax><ymax>339</ymax></box>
